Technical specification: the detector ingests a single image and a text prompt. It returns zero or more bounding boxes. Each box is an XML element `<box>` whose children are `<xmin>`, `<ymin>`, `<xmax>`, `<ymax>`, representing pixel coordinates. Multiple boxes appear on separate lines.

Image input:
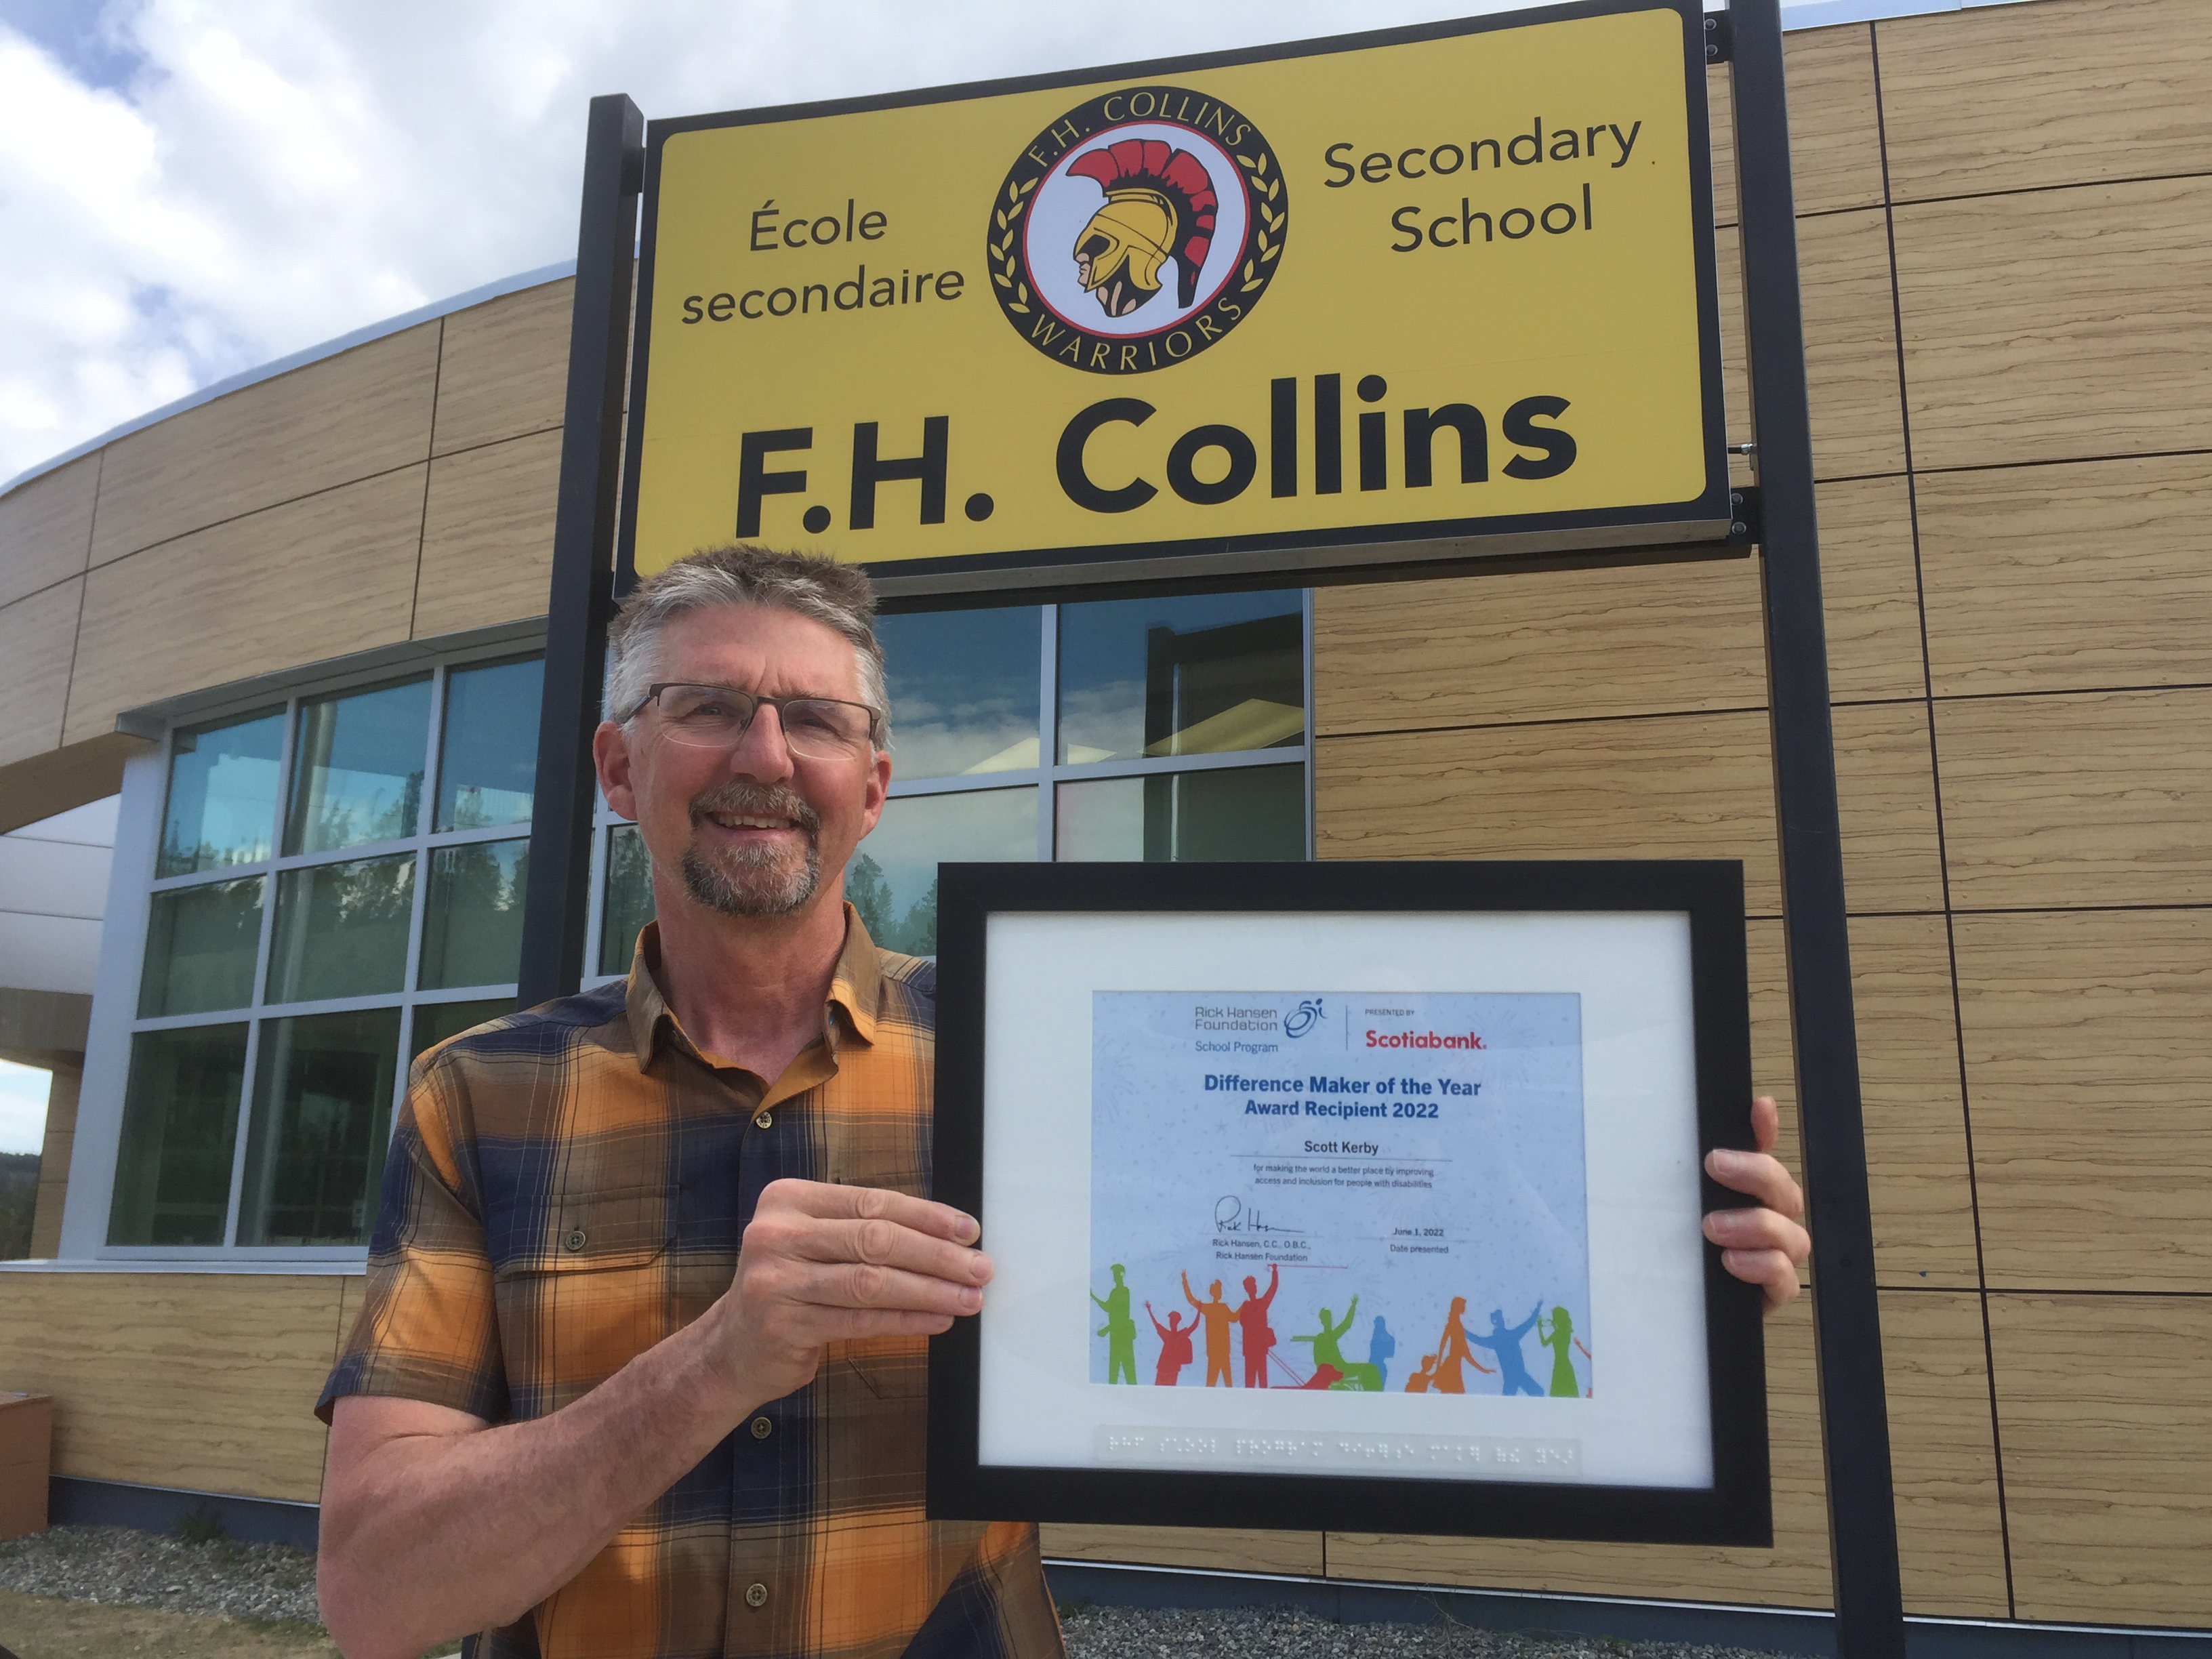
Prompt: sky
<box><xmin>0</xmin><ymin>0</ymin><xmax>1576</xmax><ymax>485</ymax></box>
<box><xmin>0</xmin><ymin>0</ymin><xmax>1902</xmax><ymax>489</ymax></box>
<box><xmin>0</xmin><ymin>1058</ymin><xmax>50</xmax><ymax>1155</ymax></box>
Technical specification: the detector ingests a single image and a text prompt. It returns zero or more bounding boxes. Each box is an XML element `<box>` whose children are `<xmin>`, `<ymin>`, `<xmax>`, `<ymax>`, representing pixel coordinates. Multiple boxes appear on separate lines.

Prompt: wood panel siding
<box><xmin>1878</xmin><ymin>0</ymin><xmax>2212</xmax><ymax>201</ymax></box>
<box><xmin>64</xmin><ymin>468</ymin><xmax>429</xmax><ymax>747</ymax></box>
<box><xmin>1935</xmin><ymin>687</ymin><xmax>2212</xmax><ymax>912</ymax></box>
<box><xmin>86</xmin><ymin>325</ymin><xmax>438</xmax><ymax>568</ymax></box>
<box><xmin>415</xmin><ymin>428</ymin><xmax>560</xmax><ymax>636</ymax></box>
<box><xmin>1315</xmin><ymin>710</ymin><xmax>1784</xmax><ymax>913</ymax></box>
<box><xmin>1816</xmin><ymin>474</ymin><xmax>1926</xmax><ymax>705</ymax></box>
<box><xmin>1877</xmin><ymin>1290</ymin><xmax>2009</xmax><ymax>1614</ymax></box>
<box><xmin>0</xmin><ymin>734</ymin><xmax>145</xmax><ymax>838</ymax></box>
<box><xmin>1893</xmin><ymin>176</ymin><xmax>2212</xmax><ymax>472</ymax></box>
<box><xmin>1917</xmin><ymin>453</ymin><xmax>2212</xmax><ymax>698</ymax></box>
<box><xmin>0</xmin><ymin>1273</ymin><xmax>344</xmax><ymax>1502</ymax></box>
<box><xmin>1310</xmin><ymin>554</ymin><xmax>1767</xmax><ymax>737</ymax></box>
<box><xmin>1747</xmin><ymin>917</ymin><xmax>1980</xmax><ymax>1288</ymax></box>
<box><xmin>1990</xmin><ymin>1292</ymin><xmax>2212</xmax><ymax>1625</ymax></box>
<box><xmin>1830</xmin><ymin>700</ymin><xmax>1944</xmax><ymax>914</ymax></box>
<box><xmin>0</xmin><ymin>581</ymin><xmax>83</xmax><ymax>769</ymax></box>
<box><xmin>0</xmin><ymin>453</ymin><xmax>97</xmax><ymax>611</ymax></box>
<box><xmin>1717</xmin><ymin>209</ymin><xmax>1905</xmax><ymax>483</ymax></box>
<box><xmin>1955</xmin><ymin>908</ymin><xmax>2212</xmax><ymax>1294</ymax></box>
<box><xmin>1782</xmin><ymin>26</ymin><xmax>1887</xmax><ymax>218</ymax></box>
<box><xmin>431</xmin><ymin>279</ymin><xmax>575</xmax><ymax>458</ymax></box>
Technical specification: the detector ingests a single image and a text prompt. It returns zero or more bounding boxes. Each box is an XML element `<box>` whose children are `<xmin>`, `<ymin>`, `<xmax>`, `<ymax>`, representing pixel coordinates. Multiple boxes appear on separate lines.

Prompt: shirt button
<box><xmin>750</xmin><ymin>1416</ymin><xmax>773</xmax><ymax>1440</ymax></box>
<box><xmin>744</xmin><ymin>1581</ymin><xmax>769</xmax><ymax>1610</ymax></box>
<box><xmin>753</xmin><ymin>1111</ymin><xmax>773</xmax><ymax>1130</ymax></box>
<box><xmin>563</xmin><ymin>1229</ymin><xmax>587</xmax><ymax>1252</ymax></box>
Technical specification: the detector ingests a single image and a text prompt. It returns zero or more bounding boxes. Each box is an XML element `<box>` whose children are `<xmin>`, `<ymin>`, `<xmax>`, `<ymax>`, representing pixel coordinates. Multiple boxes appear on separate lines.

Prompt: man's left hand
<box><xmin>1703</xmin><ymin>1096</ymin><xmax>1810</xmax><ymax>1313</ymax></box>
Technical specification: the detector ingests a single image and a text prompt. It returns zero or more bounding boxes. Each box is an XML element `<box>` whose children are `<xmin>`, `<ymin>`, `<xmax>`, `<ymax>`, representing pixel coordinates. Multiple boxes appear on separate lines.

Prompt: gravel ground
<box><xmin>0</xmin><ymin>1525</ymin><xmax>321</xmax><ymax>1627</ymax></box>
<box><xmin>0</xmin><ymin>1528</ymin><xmax>1792</xmax><ymax>1659</ymax></box>
<box><xmin>1059</xmin><ymin>1604</ymin><xmax>1790</xmax><ymax>1659</ymax></box>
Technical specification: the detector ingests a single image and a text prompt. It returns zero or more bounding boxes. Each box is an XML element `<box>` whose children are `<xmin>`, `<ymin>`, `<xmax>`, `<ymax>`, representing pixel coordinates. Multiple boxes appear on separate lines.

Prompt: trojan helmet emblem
<box><xmin>989</xmin><ymin>85</ymin><xmax>1286</xmax><ymax>373</ymax></box>
<box><xmin>1067</xmin><ymin>139</ymin><xmax>1219</xmax><ymax>318</ymax></box>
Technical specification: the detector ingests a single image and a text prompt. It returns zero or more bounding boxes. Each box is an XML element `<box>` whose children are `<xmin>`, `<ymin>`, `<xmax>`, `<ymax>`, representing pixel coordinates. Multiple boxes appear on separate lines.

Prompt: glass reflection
<box><xmin>876</xmin><ymin>608</ymin><xmax>1042</xmax><ymax>779</ymax></box>
<box><xmin>159</xmin><ymin>708</ymin><xmax>284</xmax><ymax>876</ymax></box>
<box><xmin>1057</xmin><ymin>764</ymin><xmax>1305</xmax><ymax>862</ymax></box>
<box><xmin>598</xmin><ymin>825</ymin><xmax>655</xmax><ymax>977</ymax></box>
<box><xmin>140</xmin><ymin>877</ymin><xmax>264</xmax><ymax>1017</ymax></box>
<box><xmin>107</xmin><ymin>1024</ymin><xmax>248</xmax><ymax>1246</ymax></box>
<box><xmin>1058</xmin><ymin>591</ymin><xmax>1304</xmax><ymax>763</ymax></box>
<box><xmin>410</xmin><ymin>998</ymin><xmax>510</xmax><ymax>1063</ymax></box>
<box><xmin>286</xmin><ymin>677</ymin><xmax>432</xmax><ymax>855</ymax></box>
<box><xmin>420</xmin><ymin>838</ymin><xmax>529</xmax><ymax>990</ymax></box>
<box><xmin>844</xmin><ymin>787</ymin><xmax>1035</xmax><ymax>956</ymax></box>
<box><xmin>266</xmin><ymin>855</ymin><xmax>415</xmax><ymax>1004</ymax></box>
<box><xmin>237</xmin><ymin>1008</ymin><xmax>403</xmax><ymax>1247</ymax></box>
<box><xmin>437</xmin><ymin>657</ymin><xmax>543</xmax><ymax>830</ymax></box>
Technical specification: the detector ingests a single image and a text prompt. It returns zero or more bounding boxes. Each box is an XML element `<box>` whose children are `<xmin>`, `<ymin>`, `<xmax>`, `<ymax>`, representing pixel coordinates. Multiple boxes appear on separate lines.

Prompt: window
<box><xmin>591</xmin><ymin>589</ymin><xmax>1312</xmax><ymax>970</ymax></box>
<box><xmin>94</xmin><ymin>593</ymin><xmax>1309</xmax><ymax>1258</ymax></box>
<box><xmin>106</xmin><ymin>653</ymin><xmax>542</xmax><ymax>1253</ymax></box>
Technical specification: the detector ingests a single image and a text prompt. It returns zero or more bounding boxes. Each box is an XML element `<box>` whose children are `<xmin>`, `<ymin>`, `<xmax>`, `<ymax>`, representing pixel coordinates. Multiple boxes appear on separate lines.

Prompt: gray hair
<box><xmin>605</xmin><ymin>545</ymin><xmax>890</xmax><ymax>748</ymax></box>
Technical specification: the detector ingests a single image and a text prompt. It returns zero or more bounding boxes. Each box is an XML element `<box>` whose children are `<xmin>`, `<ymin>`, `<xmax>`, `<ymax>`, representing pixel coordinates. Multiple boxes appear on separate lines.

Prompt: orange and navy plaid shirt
<box><xmin>319</xmin><ymin>910</ymin><xmax>1063</xmax><ymax>1659</ymax></box>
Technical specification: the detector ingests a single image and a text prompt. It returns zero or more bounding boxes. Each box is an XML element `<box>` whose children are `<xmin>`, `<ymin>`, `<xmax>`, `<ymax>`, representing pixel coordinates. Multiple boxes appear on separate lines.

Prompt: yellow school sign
<box><xmin>622</xmin><ymin>0</ymin><xmax>1727</xmax><ymax>594</ymax></box>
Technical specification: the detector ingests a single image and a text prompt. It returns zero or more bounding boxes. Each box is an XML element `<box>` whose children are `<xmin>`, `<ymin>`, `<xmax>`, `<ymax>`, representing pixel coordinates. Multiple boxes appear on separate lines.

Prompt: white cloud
<box><xmin>0</xmin><ymin>1059</ymin><xmax>51</xmax><ymax>1155</ymax></box>
<box><xmin>1</xmin><ymin>0</ymin><xmax>1860</xmax><ymax>482</ymax></box>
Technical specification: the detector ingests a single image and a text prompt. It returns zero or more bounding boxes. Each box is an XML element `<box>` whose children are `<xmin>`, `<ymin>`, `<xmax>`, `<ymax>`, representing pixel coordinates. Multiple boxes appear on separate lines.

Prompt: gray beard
<box><xmin>680</xmin><ymin>781</ymin><xmax>823</xmax><ymax>918</ymax></box>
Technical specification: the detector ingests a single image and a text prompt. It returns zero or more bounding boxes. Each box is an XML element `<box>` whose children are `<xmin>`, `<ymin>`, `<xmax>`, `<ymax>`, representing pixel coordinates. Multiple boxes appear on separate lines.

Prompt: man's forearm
<box><xmin>320</xmin><ymin>1313</ymin><xmax>747</xmax><ymax>1659</ymax></box>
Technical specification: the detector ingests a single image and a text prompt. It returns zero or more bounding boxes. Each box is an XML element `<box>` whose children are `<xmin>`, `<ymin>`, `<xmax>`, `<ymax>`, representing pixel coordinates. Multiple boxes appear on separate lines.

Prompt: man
<box><xmin>1091</xmin><ymin>1264</ymin><xmax>1138</xmax><ymax>1385</ymax></box>
<box><xmin>316</xmin><ymin>546</ymin><xmax>1811</xmax><ymax>1659</ymax></box>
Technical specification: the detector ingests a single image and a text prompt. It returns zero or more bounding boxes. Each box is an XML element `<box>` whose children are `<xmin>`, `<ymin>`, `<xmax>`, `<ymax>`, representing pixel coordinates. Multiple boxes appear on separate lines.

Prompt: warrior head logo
<box><xmin>988</xmin><ymin>85</ymin><xmax>1286</xmax><ymax>375</ymax></box>
<box><xmin>1067</xmin><ymin>139</ymin><xmax>1220</xmax><ymax>319</ymax></box>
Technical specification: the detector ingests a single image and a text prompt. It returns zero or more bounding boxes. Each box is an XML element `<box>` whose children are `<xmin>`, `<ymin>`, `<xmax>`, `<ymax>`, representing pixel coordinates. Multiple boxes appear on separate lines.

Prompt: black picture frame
<box><xmin>926</xmin><ymin>858</ymin><xmax>1769</xmax><ymax>1547</ymax></box>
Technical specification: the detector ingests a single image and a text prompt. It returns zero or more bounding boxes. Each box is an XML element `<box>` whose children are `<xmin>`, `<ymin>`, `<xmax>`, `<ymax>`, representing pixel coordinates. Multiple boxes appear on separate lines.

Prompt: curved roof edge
<box><xmin>1</xmin><ymin>259</ymin><xmax>577</xmax><ymax>499</ymax></box>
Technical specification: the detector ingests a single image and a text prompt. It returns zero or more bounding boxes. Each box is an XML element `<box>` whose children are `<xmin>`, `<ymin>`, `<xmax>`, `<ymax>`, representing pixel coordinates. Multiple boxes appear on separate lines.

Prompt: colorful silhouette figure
<box><xmin>1182</xmin><ymin>1271</ymin><xmax>1236</xmax><ymax>1386</ymax></box>
<box><xmin>1147</xmin><ymin>1303</ymin><xmax>1195</xmax><ymax>1387</ymax></box>
<box><xmin>1296</xmin><ymin>1364</ymin><xmax>1346</xmax><ymax>1390</ymax></box>
<box><xmin>1091</xmin><ymin>1265</ymin><xmax>1137</xmax><ymax>1385</ymax></box>
<box><xmin>1537</xmin><ymin>1306</ymin><xmax>1581</xmax><ymax>1397</ymax></box>
<box><xmin>1368</xmin><ymin>1315</ymin><xmax>1397</xmax><ymax>1391</ymax></box>
<box><xmin>1292</xmin><ymin>1296</ymin><xmax>1383</xmax><ymax>1390</ymax></box>
<box><xmin>1231</xmin><ymin>1265</ymin><xmax>1280</xmax><ymax>1388</ymax></box>
<box><xmin>1430</xmin><ymin>1296</ymin><xmax>1494</xmax><ymax>1393</ymax></box>
<box><xmin>1405</xmin><ymin>1353</ymin><xmax>1439</xmax><ymax>1393</ymax></box>
<box><xmin>1467</xmin><ymin>1302</ymin><xmax>1546</xmax><ymax>1397</ymax></box>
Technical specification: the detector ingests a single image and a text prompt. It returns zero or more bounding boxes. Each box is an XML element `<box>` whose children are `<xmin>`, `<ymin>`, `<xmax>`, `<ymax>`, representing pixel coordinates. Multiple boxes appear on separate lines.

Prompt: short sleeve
<box><xmin>317</xmin><ymin>1058</ymin><xmax>510</xmax><ymax>1425</ymax></box>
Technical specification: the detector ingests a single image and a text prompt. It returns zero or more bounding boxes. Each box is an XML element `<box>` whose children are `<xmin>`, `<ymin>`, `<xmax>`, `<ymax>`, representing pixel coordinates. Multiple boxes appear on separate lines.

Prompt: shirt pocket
<box><xmin>493</xmin><ymin>1189</ymin><xmax>675</xmax><ymax>1411</ymax></box>
<box><xmin>822</xmin><ymin>1335</ymin><xmax>928</xmax><ymax>1510</ymax></box>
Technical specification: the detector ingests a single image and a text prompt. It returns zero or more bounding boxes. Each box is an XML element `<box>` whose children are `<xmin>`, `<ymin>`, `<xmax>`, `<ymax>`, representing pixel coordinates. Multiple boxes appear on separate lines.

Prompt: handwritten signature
<box><xmin>1214</xmin><ymin>1195</ymin><xmax>1301</xmax><ymax>1235</ymax></box>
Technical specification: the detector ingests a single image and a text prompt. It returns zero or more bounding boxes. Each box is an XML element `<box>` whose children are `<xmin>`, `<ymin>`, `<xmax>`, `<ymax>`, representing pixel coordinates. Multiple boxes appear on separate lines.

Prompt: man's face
<box><xmin>596</xmin><ymin>605</ymin><xmax>890</xmax><ymax>924</ymax></box>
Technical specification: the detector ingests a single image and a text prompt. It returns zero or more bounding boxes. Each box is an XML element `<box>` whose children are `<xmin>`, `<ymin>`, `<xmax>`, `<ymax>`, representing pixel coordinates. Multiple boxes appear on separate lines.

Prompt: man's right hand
<box><xmin>699</xmin><ymin>1178</ymin><xmax>993</xmax><ymax>1411</ymax></box>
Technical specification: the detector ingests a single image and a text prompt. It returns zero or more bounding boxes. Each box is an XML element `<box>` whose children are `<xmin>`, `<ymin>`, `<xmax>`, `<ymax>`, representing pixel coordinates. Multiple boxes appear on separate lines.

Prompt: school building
<box><xmin>1</xmin><ymin>0</ymin><xmax>2207</xmax><ymax>1646</ymax></box>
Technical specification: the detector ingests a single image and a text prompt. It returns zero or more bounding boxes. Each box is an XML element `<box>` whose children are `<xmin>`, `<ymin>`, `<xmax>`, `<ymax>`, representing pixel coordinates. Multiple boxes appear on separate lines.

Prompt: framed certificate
<box><xmin>926</xmin><ymin>860</ymin><xmax>1769</xmax><ymax>1546</ymax></box>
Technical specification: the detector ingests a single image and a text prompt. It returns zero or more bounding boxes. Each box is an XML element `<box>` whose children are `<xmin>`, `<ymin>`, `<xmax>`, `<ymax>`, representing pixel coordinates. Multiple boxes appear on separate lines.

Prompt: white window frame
<box><xmin>59</xmin><ymin>633</ymin><xmax>546</xmax><ymax>1265</ymax></box>
<box><xmin>57</xmin><ymin>593</ymin><xmax>1315</xmax><ymax>1264</ymax></box>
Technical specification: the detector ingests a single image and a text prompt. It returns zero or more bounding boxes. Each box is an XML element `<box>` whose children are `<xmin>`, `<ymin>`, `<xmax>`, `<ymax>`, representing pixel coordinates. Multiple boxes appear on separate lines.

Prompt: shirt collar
<box><xmin>623</xmin><ymin>903</ymin><xmax>886</xmax><ymax>1071</ymax></box>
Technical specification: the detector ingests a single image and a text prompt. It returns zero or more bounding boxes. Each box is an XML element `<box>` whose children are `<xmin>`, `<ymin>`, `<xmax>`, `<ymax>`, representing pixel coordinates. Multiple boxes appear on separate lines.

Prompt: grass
<box><xmin>0</xmin><ymin>1589</ymin><xmax>338</xmax><ymax>1658</ymax></box>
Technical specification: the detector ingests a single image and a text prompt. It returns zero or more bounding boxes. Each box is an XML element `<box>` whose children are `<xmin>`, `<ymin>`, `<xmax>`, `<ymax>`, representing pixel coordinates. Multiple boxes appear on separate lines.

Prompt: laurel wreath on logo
<box><xmin>989</xmin><ymin>177</ymin><xmax>1040</xmax><ymax>314</ymax></box>
<box><xmin>988</xmin><ymin>142</ymin><xmax>1287</xmax><ymax>316</ymax></box>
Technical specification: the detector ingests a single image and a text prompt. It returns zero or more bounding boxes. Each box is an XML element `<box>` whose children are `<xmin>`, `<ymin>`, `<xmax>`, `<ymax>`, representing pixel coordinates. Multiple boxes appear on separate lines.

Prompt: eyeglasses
<box><xmin>624</xmin><ymin>682</ymin><xmax>881</xmax><ymax>759</ymax></box>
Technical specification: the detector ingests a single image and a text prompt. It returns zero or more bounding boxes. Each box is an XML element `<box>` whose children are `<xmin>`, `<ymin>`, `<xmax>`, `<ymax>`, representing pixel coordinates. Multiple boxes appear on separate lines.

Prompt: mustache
<box><xmin>687</xmin><ymin>780</ymin><xmax>822</xmax><ymax>838</ymax></box>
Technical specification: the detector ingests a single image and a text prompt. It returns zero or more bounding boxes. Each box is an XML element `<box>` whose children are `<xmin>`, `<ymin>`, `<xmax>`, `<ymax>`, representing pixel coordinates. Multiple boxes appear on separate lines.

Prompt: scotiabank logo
<box><xmin>1366</xmin><ymin>1029</ymin><xmax>1485</xmax><ymax>1050</ymax></box>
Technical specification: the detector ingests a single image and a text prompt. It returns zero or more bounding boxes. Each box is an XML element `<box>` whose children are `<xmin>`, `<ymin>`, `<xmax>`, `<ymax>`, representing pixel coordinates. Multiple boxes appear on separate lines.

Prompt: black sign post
<box><xmin>1727</xmin><ymin>2</ymin><xmax>1906</xmax><ymax>1654</ymax></box>
<box><xmin>517</xmin><ymin>94</ymin><xmax>642</xmax><ymax>1010</ymax></box>
<box><xmin>521</xmin><ymin>6</ymin><xmax>1906</xmax><ymax>1652</ymax></box>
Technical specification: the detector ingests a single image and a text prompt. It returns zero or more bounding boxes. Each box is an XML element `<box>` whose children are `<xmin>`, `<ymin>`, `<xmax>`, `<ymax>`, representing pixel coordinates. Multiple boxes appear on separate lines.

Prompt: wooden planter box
<box><xmin>0</xmin><ymin>1392</ymin><xmax>52</xmax><ymax>1538</ymax></box>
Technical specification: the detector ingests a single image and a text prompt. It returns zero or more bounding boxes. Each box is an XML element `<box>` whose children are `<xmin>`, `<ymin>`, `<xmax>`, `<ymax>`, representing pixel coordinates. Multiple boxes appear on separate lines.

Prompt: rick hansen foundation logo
<box><xmin>987</xmin><ymin>85</ymin><xmax>1288</xmax><ymax>374</ymax></box>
